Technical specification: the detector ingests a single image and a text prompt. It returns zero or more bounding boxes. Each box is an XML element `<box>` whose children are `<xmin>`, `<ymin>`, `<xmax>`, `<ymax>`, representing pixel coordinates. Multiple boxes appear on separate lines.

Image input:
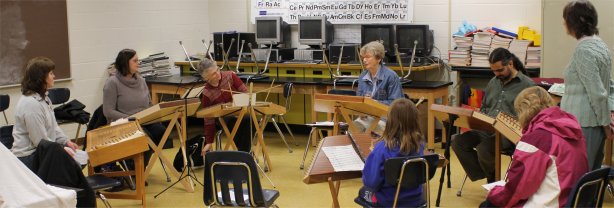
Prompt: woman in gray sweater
<box><xmin>561</xmin><ymin>1</ymin><xmax>613</xmax><ymax>170</ymax></box>
<box><xmin>12</xmin><ymin>57</ymin><xmax>79</xmax><ymax>169</ymax></box>
<box><xmin>103</xmin><ymin>49</ymin><xmax>166</xmax><ymax>166</ymax></box>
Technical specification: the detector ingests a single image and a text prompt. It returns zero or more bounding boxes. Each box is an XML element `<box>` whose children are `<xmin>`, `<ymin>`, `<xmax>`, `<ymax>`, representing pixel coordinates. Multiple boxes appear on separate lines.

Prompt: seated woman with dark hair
<box><xmin>482</xmin><ymin>86</ymin><xmax>588</xmax><ymax>207</ymax></box>
<box><xmin>12</xmin><ymin>56</ymin><xmax>79</xmax><ymax>169</ymax></box>
<box><xmin>103</xmin><ymin>49</ymin><xmax>168</xmax><ymax>166</ymax></box>
<box><xmin>11</xmin><ymin>56</ymin><xmax>95</xmax><ymax>207</ymax></box>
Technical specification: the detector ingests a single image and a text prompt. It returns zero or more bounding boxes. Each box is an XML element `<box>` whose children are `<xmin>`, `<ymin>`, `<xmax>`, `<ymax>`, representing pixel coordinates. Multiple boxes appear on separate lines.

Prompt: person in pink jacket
<box><xmin>481</xmin><ymin>86</ymin><xmax>588</xmax><ymax>207</ymax></box>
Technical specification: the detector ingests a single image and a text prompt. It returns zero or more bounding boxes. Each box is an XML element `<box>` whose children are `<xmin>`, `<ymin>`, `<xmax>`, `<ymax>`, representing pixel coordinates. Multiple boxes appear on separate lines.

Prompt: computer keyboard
<box><xmin>283</xmin><ymin>60</ymin><xmax>321</xmax><ymax>64</ymax></box>
<box><xmin>238</xmin><ymin>74</ymin><xmax>268</xmax><ymax>80</ymax></box>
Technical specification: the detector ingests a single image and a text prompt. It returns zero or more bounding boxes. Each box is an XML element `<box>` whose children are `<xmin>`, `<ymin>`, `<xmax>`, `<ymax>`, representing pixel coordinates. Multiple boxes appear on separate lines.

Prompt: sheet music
<box><xmin>73</xmin><ymin>150</ymin><xmax>89</xmax><ymax>165</ymax></box>
<box><xmin>482</xmin><ymin>180</ymin><xmax>506</xmax><ymax>191</ymax></box>
<box><xmin>322</xmin><ymin>145</ymin><xmax>364</xmax><ymax>172</ymax></box>
<box><xmin>548</xmin><ymin>83</ymin><xmax>564</xmax><ymax>96</ymax></box>
<box><xmin>65</xmin><ymin>147</ymin><xmax>89</xmax><ymax>165</ymax></box>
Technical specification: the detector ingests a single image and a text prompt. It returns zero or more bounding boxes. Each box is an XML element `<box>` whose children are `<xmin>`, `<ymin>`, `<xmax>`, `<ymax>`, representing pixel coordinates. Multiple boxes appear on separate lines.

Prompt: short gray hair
<box><xmin>196</xmin><ymin>59</ymin><xmax>217</xmax><ymax>74</ymax></box>
<box><xmin>360</xmin><ymin>41</ymin><xmax>386</xmax><ymax>60</ymax></box>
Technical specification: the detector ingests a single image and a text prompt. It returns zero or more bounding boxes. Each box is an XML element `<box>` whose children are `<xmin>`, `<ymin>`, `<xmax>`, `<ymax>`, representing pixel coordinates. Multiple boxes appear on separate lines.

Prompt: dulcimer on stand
<box><xmin>86</xmin><ymin>121</ymin><xmax>149</xmax><ymax>207</ymax></box>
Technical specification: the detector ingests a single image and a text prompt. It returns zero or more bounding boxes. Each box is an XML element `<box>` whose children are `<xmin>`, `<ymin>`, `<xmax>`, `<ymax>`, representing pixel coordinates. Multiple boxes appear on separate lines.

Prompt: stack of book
<box><xmin>139</xmin><ymin>52</ymin><xmax>173</xmax><ymax>78</ymax></box>
<box><xmin>489</xmin><ymin>35</ymin><xmax>513</xmax><ymax>54</ymax></box>
<box><xmin>526</xmin><ymin>46</ymin><xmax>541</xmax><ymax>68</ymax></box>
<box><xmin>448</xmin><ymin>36</ymin><xmax>473</xmax><ymax>66</ymax></box>
<box><xmin>508</xmin><ymin>39</ymin><xmax>533</xmax><ymax>65</ymax></box>
<box><xmin>471</xmin><ymin>32</ymin><xmax>493</xmax><ymax>67</ymax></box>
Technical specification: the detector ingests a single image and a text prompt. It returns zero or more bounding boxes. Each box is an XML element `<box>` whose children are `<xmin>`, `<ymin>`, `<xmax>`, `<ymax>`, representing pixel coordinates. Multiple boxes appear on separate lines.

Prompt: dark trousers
<box><xmin>217</xmin><ymin>116</ymin><xmax>252</xmax><ymax>152</ymax></box>
<box><xmin>451</xmin><ymin>130</ymin><xmax>515</xmax><ymax>182</ymax></box>
<box><xmin>479</xmin><ymin>199</ymin><xmax>497</xmax><ymax>208</ymax></box>
<box><xmin>18</xmin><ymin>153</ymin><xmax>37</xmax><ymax>171</ymax></box>
<box><xmin>141</xmin><ymin>122</ymin><xmax>167</xmax><ymax>166</ymax></box>
<box><xmin>124</xmin><ymin>122</ymin><xmax>166</xmax><ymax>170</ymax></box>
<box><xmin>582</xmin><ymin>126</ymin><xmax>605</xmax><ymax>170</ymax></box>
<box><xmin>357</xmin><ymin>186</ymin><xmax>380</xmax><ymax>207</ymax></box>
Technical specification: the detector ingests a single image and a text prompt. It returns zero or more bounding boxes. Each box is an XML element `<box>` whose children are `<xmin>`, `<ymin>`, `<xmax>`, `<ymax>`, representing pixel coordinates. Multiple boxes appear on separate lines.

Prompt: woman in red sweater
<box><xmin>198</xmin><ymin>59</ymin><xmax>251</xmax><ymax>154</ymax></box>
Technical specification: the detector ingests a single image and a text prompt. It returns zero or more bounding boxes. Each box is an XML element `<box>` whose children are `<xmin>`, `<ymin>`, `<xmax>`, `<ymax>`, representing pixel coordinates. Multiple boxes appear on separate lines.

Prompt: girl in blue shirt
<box><xmin>359</xmin><ymin>98</ymin><xmax>426</xmax><ymax>207</ymax></box>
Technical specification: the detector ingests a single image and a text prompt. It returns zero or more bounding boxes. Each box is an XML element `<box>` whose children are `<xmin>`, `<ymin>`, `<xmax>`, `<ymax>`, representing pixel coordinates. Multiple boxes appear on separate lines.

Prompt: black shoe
<box><xmin>105</xmin><ymin>180</ymin><xmax>128</xmax><ymax>192</ymax></box>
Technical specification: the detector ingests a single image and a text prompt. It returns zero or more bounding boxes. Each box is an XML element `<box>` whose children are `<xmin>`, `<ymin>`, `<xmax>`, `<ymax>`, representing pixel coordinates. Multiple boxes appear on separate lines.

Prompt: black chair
<box><xmin>86</xmin><ymin>175</ymin><xmax>121</xmax><ymax>208</ymax></box>
<box><xmin>564</xmin><ymin>167</ymin><xmax>610</xmax><ymax>208</ymax></box>
<box><xmin>355</xmin><ymin>154</ymin><xmax>440</xmax><ymax>208</ymax></box>
<box><xmin>259</xmin><ymin>82</ymin><xmax>296</xmax><ymax>153</ymax></box>
<box><xmin>0</xmin><ymin>125</ymin><xmax>14</xmax><ymax>149</ymax></box>
<box><xmin>203</xmin><ymin>151</ymin><xmax>279</xmax><ymax>207</ymax></box>
<box><xmin>456</xmin><ymin>149</ymin><xmax>514</xmax><ymax>196</ymax></box>
<box><xmin>300</xmin><ymin>89</ymin><xmax>354</xmax><ymax>169</ymax></box>
<box><xmin>0</xmin><ymin>94</ymin><xmax>9</xmax><ymax>124</ymax></box>
<box><xmin>47</xmin><ymin>88</ymin><xmax>83</xmax><ymax>140</ymax></box>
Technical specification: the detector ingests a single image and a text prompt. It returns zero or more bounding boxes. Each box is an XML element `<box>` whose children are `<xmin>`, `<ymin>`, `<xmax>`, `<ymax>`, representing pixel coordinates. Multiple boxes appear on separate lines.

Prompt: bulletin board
<box><xmin>251</xmin><ymin>0</ymin><xmax>414</xmax><ymax>24</ymax></box>
<box><xmin>0</xmin><ymin>0</ymin><xmax>70</xmax><ymax>87</ymax></box>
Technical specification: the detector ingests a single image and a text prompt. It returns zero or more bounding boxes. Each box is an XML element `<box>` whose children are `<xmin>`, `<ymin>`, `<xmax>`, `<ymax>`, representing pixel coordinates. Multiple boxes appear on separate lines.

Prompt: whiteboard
<box><xmin>542</xmin><ymin>0</ymin><xmax>614</xmax><ymax>78</ymax></box>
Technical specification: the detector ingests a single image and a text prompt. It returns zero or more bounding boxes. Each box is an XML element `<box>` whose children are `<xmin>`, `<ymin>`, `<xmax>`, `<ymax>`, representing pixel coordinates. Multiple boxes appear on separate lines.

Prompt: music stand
<box><xmin>154</xmin><ymin>82</ymin><xmax>204</xmax><ymax>198</ymax></box>
<box><xmin>131</xmin><ymin>98</ymin><xmax>201</xmax><ymax>193</ymax></box>
<box><xmin>155</xmin><ymin>142</ymin><xmax>203</xmax><ymax>198</ymax></box>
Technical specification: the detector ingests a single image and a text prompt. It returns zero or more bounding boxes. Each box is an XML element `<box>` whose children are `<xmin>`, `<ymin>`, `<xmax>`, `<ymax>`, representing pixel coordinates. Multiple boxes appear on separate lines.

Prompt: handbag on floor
<box><xmin>173</xmin><ymin>134</ymin><xmax>204</xmax><ymax>172</ymax></box>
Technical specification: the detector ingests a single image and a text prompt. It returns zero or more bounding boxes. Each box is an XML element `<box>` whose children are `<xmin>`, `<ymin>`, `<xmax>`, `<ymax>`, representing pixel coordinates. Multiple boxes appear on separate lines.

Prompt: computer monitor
<box><xmin>255</xmin><ymin>16</ymin><xmax>290</xmax><ymax>46</ymax></box>
<box><xmin>395</xmin><ymin>24</ymin><xmax>434</xmax><ymax>56</ymax></box>
<box><xmin>298</xmin><ymin>16</ymin><xmax>334</xmax><ymax>48</ymax></box>
<box><xmin>361</xmin><ymin>24</ymin><xmax>395</xmax><ymax>53</ymax></box>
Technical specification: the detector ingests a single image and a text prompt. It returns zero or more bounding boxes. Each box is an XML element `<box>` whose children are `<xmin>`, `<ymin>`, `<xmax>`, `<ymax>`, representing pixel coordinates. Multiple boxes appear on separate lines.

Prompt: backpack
<box><xmin>173</xmin><ymin>134</ymin><xmax>204</xmax><ymax>171</ymax></box>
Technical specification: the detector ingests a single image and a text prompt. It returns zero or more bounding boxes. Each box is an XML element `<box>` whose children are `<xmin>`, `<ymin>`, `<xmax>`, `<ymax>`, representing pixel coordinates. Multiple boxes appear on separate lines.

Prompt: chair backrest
<box><xmin>384</xmin><ymin>154</ymin><xmax>439</xmax><ymax>207</ymax></box>
<box><xmin>0</xmin><ymin>125</ymin><xmax>14</xmax><ymax>149</ymax></box>
<box><xmin>47</xmin><ymin>88</ymin><xmax>70</xmax><ymax>105</ymax></box>
<box><xmin>564</xmin><ymin>167</ymin><xmax>610</xmax><ymax>208</ymax></box>
<box><xmin>384</xmin><ymin>154</ymin><xmax>439</xmax><ymax>187</ymax></box>
<box><xmin>327</xmin><ymin>89</ymin><xmax>356</xmax><ymax>96</ymax></box>
<box><xmin>203</xmin><ymin>151</ymin><xmax>268</xmax><ymax>207</ymax></box>
<box><xmin>0</xmin><ymin>94</ymin><xmax>9</xmax><ymax>124</ymax></box>
<box><xmin>283</xmin><ymin>82</ymin><xmax>293</xmax><ymax>110</ymax></box>
<box><xmin>0</xmin><ymin>94</ymin><xmax>9</xmax><ymax>112</ymax></box>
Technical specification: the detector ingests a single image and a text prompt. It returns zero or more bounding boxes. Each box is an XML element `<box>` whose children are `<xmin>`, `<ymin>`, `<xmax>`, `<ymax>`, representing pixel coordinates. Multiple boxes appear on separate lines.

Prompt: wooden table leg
<box><xmin>328</xmin><ymin>177</ymin><xmax>341</xmax><ymax>208</ymax></box>
<box><xmin>339</xmin><ymin>108</ymin><xmax>360</xmax><ymax>133</ymax></box>
<box><xmin>219</xmin><ymin>108</ymin><xmax>246</xmax><ymax>150</ymax></box>
<box><xmin>250</xmin><ymin>107</ymin><xmax>272</xmax><ymax>171</ymax></box>
<box><xmin>495</xmin><ymin>132</ymin><xmax>501</xmax><ymax>181</ymax></box>
<box><xmin>135</xmin><ymin>153</ymin><xmax>146</xmax><ymax>207</ymax></box>
<box><xmin>143</xmin><ymin>112</ymin><xmax>194</xmax><ymax>192</ymax></box>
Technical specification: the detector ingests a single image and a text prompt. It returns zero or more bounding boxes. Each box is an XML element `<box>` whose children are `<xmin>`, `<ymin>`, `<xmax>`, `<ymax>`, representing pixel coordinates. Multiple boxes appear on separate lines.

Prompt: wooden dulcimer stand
<box><xmin>131</xmin><ymin>98</ymin><xmax>201</xmax><ymax>192</ymax></box>
<box><xmin>303</xmin><ymin>133</ymin><xmax>374</xmax><ymax>208</ymax></box>
<box><xmin>196</xmin><ymin>101</ymin><xmax>286</xmax><ymax>171</ymax></box>
<box><xmin>86</xmin><ymin>121</ymin><xmax>149</xmax><ymax>207</ymax></box>
<box><xmin>303</xmin><ymin>133</ymin><xmax>449</xmax><ymax>208</ymax></box>
<box><xmin>314</xmin><ymin>93</ymin><xmax>389</xmax><ymax>135</ymax></box>
<box><xmin>430</xmin><ymin>104</ymin><xmax>522</xmax><ymax>206</ymax></box>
